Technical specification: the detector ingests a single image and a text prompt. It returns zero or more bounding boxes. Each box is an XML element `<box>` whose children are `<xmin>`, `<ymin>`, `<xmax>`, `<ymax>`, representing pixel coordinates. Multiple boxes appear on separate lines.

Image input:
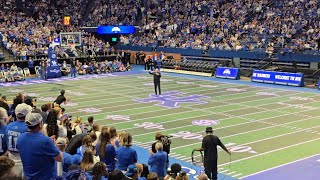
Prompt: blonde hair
<box><xmin>53</xmin><ymin>107</ymin><xmax>62</xmax><ymax>115</ymax></box>
<box><xmin>117</xmin><ymin>131</ymin><xmax>127</xmax><ymax>146</ymax></box>
<box><xmin>197</xmin><ymin>174</ymin><xmax>208</xmax><ymax>180</ymax></box>
<box><xmin>155</xmin><ymin>142</ymin><xmax>163</xmax><ymax>151</ymax></box>
<box><xmin>0</xmin><ymin>107</ymin><xmax>8</xmax><ymax>123</ymax></box>
<box><xmin>74</xmin><ymin>117</ymin><xmax>83</xmax><ymax>124</ymax></box>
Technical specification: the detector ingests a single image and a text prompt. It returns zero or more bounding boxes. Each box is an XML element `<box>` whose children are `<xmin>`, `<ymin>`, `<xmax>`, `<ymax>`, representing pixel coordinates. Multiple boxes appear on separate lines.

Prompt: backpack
<box><xmin>81</xmin><ymin>123</ymin><xmax>93</xmax><ymax>134</ymax></box>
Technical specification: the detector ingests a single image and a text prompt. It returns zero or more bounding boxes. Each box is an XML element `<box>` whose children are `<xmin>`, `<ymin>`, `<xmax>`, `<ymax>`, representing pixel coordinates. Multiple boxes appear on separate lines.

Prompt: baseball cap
<box><xmin>15</xmin><ymin>103</ymin><xmax>32</xmax><ymax>118</ymax></box>
<box><xmin>25</xmin><ymin>112</ymin><xmax>43</xmax><ymax>127</ymax></box>
<box><xmin>125</xmin><ymin>164</ymin><xmax>138</xmax><ymax>177</ymax></box>
<box><xmin>70</xmin><ymin>154</ymin><xmax>82</xmax><ymax>164</ymax></box>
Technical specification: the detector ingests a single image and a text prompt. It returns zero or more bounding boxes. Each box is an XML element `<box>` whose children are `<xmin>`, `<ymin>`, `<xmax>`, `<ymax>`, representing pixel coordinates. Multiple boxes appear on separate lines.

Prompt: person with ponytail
<box><xmin>116</xmin><ymin>133</ymin><xmax>137</xmax><ymax>171</ymax></box>
<box><xmin>96</xmin><ymin>129</ymin><xmax>116</xmax><ymax>172</ymax></box>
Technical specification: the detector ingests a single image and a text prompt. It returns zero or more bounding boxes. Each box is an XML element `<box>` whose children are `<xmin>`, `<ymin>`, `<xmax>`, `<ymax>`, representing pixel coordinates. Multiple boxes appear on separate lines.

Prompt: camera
<box><xmin>161</xmin><ymin>135</ymin><xmax>172</xmax><ymax>146</ymax></box>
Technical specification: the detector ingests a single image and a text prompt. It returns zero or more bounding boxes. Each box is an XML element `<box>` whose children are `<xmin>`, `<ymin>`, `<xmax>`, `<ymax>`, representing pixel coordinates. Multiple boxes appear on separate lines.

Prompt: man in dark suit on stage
<box><xmin>149</xmin><ymin>68</ymin><xmax>161</xmax><ymax>95</ymax></box>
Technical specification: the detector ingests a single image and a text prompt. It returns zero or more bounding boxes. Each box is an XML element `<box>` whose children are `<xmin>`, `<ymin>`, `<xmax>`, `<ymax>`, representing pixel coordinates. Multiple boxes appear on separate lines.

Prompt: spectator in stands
<box><xmin>56</xmin><ymin>137</ymin><xmax>74</xmax><ymax>172</ymax></box>
<box><xmin>27</xmin><ymin>58</ymin><xmax>34</xmax><ymax>74</ymax></box>
<box><xmin>0</xmin><ymin>107</ymin><xmax>8</xmax><ymax>156</ymax></box>
<box><xmin>141</xmin><ymin>164</ymin><xmax>150</xmax><ymax>179</ymax></box>
<box><xmin>198</xmin><ymin>173</ymin><xmax>209</xmax><ymax>180</ymax></box>
<box><xmin>92</xmin><ymin>162</ymin><xmax>108</xmax><ymax>180</ymax></box>
<box><xmin>108</xmin><ymin>170</ymin><xmax>126</xmax><ymax>180</ymax></box>
<box><xmin>92</xmin><ymin>124</ymin><xmax>101</xmax><ymax>146</ymax></box>
<box><xmin>40</xmin><ymin>104</ymin><xmax>49</xmax><ymax>124</ymax></box>
<box><xmin>45</xmin><ymin>109</ymin><xmax>60</xmax><ymax>139</ymax></box>
<box><xmin>109</xmin><ymin>126</ymin><xmax>117</xmax><ymax>146</ymax></box>
<box><xmin>148</xmin><ymin>142</ymin><xmax>167</xmax><ymax>178</ymax></box>
<box><xmin>0</xmin><ymin>96</ymin><xmax>10</xmax><ymax>112</ymax></box>
<box><xmin>125</xmin><ymin>164</ymin><xmax>139</xmax><ymax>180</ymax></box>
<box><xmin>136</xmin><ymin>164</ymin><xmax>146</xmax><ymax>180</ymax></box>
<box><xmin>6</xmin><ymin>103</ymin><xmax>32</xmax><ymax>177</ymax></box>
<box><xmin>82</xmin><ymin>116</ymin><xmax>94</xmax><ymax>134</ymax></box>
<box><xmin>61</xmin><ymin>61</ymin><xmax>69</xmax><ymax>76</ymax></box>
<box><xmin>176</xmin><ymin>171</ymin><xmax>188</xmax><ymax>180</ymax></box>
<box><xmin>80</xmin><ymin>149</ymin><xmax>95</xmax><ymax>172</ymax></box>
<box><xmin>77</xmin><ymin>135</ymin><xmax>94</xmax><ymax>157</ymax></box>
<box><xmin>116</xmin><ymin>131</ymin><xmax>127</xmax><ymax>148</ymax></box>
<box><xmin>11</xmin><ymin>94</ymin><xmax>24</xmax><ymax>120</ymax></box>
<box><xmin>111</xmin><ymin>60</ymin><xmax>119</xmax><ymax>71</ymax></box>
<box><xmin>164</xmin><ymin>163</ymin><xmax>182</xmax><ymax>179</ymax></box>
<box><xmin>97</xmin><ymin>128</ymin><xmax>116</xmax><ymax>172</ymax></box>
<box><xmin>147</xmin><ymin>172</ymin><xmax>159</xmax><ymax>180</ymax></box>
<box><xmin>66</xmin><ymin>132</ymin><xmax>97</xmax><ymax>155</ymax></box>
<box><xmin>58</xmin><ymin>115</ymin><xmax>68</xmax><ymax>138</ymax></box>
<box><xmin>17</xmin><ymin>111</ymin><xmax>63</xmax><ymax>179</ymax></box>
<box><xmin>10</xmin><ymin>63</ymin><xmax>18</xmax><ymax>71</ymax></box>
<box><xmin>66</xmin><ymin>118</ymin><xmax>76</xmax><ymax>141</ymax></box>
<box><xmin>116</xmin><ymin>133</ymin><xmax>138</xmax><ymax>171</ymax></box>
<box><xmin>0</xmin><ymin>64</ymin><xmax>5</xmax><ymax>70</ymax></box>
<box><xmin>126</xmin><ymin>62</ymin><xmax>133</xmax><ymax>71</ymax></box>
<box><xmin>0</xmin><ymin>156</ymin><xmax>16</xmax><ymax>179</ymax></box>
<box><xmin>74</xmin><ymin>117</ymin><xmax>84</xmax><ymax>134</ymax></box>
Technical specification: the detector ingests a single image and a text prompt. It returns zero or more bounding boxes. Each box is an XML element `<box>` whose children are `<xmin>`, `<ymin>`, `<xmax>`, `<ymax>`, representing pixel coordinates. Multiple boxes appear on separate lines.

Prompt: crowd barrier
<box><xmin>251</xmin><ymin>70</ymin><xmax>304</xmax><ymax>87</ymax></box>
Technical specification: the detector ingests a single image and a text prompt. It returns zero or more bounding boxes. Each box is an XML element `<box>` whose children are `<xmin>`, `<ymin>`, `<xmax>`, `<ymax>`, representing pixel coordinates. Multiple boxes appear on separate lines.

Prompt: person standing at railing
<box><xmin>70</xmin><ymin>58</ymin><xmax>77</xmax><ymax>78</ymax></box>
<box><xmin>27</xmin><ymin>58</ymin><xmax>34</xmax><ymax>74</ymax></box>
<box><xmin>158</xmin><ymin>51</ymin><xmax>165</xmax><ymax>70</ymax></box>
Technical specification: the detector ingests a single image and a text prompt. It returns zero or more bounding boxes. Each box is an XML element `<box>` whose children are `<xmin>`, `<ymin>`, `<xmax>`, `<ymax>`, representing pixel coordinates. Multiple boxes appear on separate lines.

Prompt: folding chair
<box><xmin>23</xmin><ymin>68</ymin><xmax>31</xmax><ymax>76</ymax></box>
<box><xmin>34</xmin><ymin>66</ymin><xmax>41</xmax><ymax>77</ymax></box>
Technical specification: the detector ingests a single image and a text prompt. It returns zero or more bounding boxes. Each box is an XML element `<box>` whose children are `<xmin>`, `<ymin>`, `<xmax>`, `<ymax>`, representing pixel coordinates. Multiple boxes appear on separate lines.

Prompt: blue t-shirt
<box><xmin>0</xmin><ymin>125</ymin><xmax>7</xmax><ymax>156</ymax></box>
<box><xmin>116</xmin><ymin>146</ymin><xmax>137</xmax><ymax>171</ymax></box>
<box><xmin>62</xmin><ymin>152</ymin><xmax>72</xmax><ymax>172</ymax></box>
<box><xmin>6</xmin><ymin>121</ymin><xmax>27</xmax><ymax>153</ymax></box>
<box><xmin>148</xmin><ymin>150</ymin><xmax>167</xmax><ymax>177</ymax></box>
<box><xmin>96</xmin><ymin>143</ymin><xmax>116</xmax><ymax>171</ymax></box>
<box><xmin>17</xmin><ymin>131</ymin><xmax>60</xmax><ymax>180</ymax></box>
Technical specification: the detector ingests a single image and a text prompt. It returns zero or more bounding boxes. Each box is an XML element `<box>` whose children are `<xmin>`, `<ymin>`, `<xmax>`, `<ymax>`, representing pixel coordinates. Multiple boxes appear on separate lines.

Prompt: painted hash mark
<box><xmin>177</xmin><ymin>81</ymin><xmax>194</xmax><ymax>85</ymax></box>
<box><xmin>79</xmin><ymin>108</ymin><xmax>102</xmax><ymax>113</ymax></box>
<box><xmin>106</xmin><ymin>115</ymin><xmax>130</xmax><ymax>121</ymax></box>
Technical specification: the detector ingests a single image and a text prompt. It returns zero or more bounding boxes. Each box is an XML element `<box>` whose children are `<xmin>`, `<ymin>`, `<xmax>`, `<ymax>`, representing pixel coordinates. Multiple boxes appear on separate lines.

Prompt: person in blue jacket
<box><xmin>148</xmin><ymin>142</ymin><xmax>167</xmax><ymax>178</ymax></box>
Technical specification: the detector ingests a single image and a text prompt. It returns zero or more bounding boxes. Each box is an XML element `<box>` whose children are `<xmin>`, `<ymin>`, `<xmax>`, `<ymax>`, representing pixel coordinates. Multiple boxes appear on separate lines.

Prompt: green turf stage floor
<box><xmin>3</xmin><ymin>73</ymin><xmax>320</xmax><ymax>179</ymax></box>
